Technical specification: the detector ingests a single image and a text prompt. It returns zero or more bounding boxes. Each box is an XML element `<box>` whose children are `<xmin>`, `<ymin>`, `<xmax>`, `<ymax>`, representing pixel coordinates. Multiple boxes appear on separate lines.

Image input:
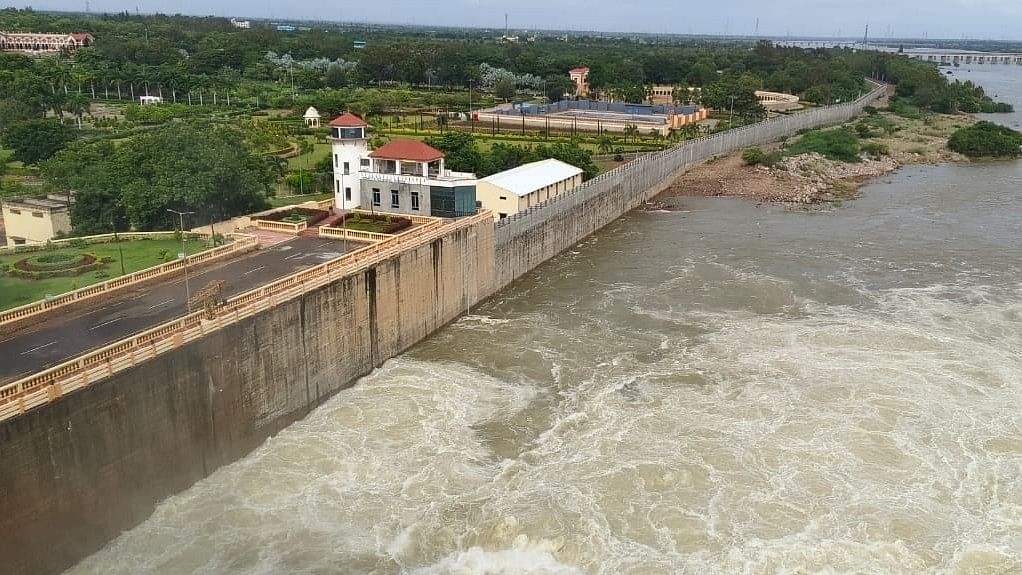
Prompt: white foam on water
<box><xmin>65</xmin><ymin>266</ymin><xmax>1022</xmax><ymax>574</ymax></box>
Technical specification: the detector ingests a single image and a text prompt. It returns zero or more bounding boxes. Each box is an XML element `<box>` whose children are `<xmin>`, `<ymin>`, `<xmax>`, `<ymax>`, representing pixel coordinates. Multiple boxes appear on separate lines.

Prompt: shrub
<box><xmin>613</xmin><ymin>153</ymin><xmax>624</xmax><ymax>162</ymax></box>
<box><xmin>742</xmin><ymin>147</ymin><xmax>766</xmax><ymax>165</ymax></box>
<box><xmin>861</xmin><ymin>142</ymin><xmax>890</xmax><ymax>158</ymax></box>
<box><xmin>948</xmin><ymin>121</ymin><xmax>1022</xmax><ymax>158</ymax></box>
<box><xmin>761</xmin><ymin>151</ymin><xmax>783</xmax><ymax>167</ymax></box>
<box><xmin>68</xmin><ymin>237</ymin><xmax>89</xmax><ymax>249</ymax></box>
<box><xmin>785</xmin><ymin>127</ymin><xmax>861</xmax><ymax>163</ymax></box>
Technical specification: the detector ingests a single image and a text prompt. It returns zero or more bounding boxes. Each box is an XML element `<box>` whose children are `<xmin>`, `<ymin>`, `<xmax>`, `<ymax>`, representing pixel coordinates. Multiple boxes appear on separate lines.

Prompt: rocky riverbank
<box><xmin>656</xmin><ymin>111</ymin><xmax>975</xmax><ymax>205</ymax></box>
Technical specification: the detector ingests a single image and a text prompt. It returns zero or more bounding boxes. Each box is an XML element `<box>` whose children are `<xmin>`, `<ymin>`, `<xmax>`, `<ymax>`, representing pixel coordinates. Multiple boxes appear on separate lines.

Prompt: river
<box><xmin>68</xmin><ymin>71</ymin><xmax>1022</xmax><ymax>575</ymax></box>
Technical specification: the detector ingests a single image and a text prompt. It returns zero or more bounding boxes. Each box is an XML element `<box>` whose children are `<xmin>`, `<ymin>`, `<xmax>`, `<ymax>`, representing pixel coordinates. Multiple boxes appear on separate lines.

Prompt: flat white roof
<box><xmin>480</xmin><ymin>158</ymin><xmax>583</xmax><ymax>197</ymax></box>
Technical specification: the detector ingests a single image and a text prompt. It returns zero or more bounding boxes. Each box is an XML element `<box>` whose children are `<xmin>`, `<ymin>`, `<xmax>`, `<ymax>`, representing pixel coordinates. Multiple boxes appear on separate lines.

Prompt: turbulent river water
<box><xmin>69</xmin><ymin>71</ymin><xmax>1022</xmax><ymax>575</ymax></box>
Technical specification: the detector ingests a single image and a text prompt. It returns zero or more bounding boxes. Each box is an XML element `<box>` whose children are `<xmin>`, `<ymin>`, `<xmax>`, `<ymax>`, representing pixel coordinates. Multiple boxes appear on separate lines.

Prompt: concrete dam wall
<box><xmin>0</xmin><ymin>219</ymin><xmax>495</xmax><ymax>575</ymax></box>
<box><xmin>0</xmin><ymin>85</ymin><xmax>884</xmax><ymax>575</ymax></box>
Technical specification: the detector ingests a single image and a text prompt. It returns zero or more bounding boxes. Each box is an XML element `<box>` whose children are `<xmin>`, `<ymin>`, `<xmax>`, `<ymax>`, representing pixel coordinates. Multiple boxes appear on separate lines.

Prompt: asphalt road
<box><xmin>0</xmin><ymin>237</ymin><xmax>356</xmax><ymax>383</ymax></box>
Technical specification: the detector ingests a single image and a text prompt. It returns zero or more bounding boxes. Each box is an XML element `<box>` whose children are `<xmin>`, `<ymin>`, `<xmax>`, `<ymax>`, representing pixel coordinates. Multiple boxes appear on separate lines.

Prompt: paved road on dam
<box><xmin>0</xmin><ymin>237</ymin><xmax>357</xmax><ymax>384</ymax></box>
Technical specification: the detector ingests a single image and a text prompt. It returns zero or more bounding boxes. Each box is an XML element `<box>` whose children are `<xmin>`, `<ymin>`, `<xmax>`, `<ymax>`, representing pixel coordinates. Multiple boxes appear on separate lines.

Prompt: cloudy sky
<box><xmin>15</xmin><ymin>0</ymin><xmax>1022</xmax><ymax>40</ymax></box>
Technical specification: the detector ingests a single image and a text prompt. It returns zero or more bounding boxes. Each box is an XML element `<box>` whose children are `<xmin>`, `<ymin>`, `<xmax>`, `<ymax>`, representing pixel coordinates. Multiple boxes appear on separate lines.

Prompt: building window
<box><xmin>411</xmin><ymin>191</ymin><xmax>420</xmax><ymax>211</ymax></box>
<box><xmin>345</xmin><ymin>187</ymin><xmax>352</xmax><ymax>201</ymax></box>
<box><xmin>334</xmin><ymin>154</ymin><xmax>338</xmax><ymax>168</ymax></box>
<box><xmin>9</xmin><ymin>208</ymin><xmax>20</xmax><ymax>215</ymax></box>
<box><xmin>343</xmin><ymin>162</ymin><xmax>350</xmax><ymax>175</ymax></box>
<box><xmin>335</xmin><ymin>180</ymin><xmax>340</xmax><ymax>193</ymax></box>
<box><xmin>391</xmin><ymin>190</ymin><xmax>400</xmax><ymax>209</ymax></box>
<box><xmin>360</xmin><ymin>158</ymin><xmax>370</xmax><ymax>167</ymax></box>
<box><xmin>12</xmin><ymin>237</ymin><xmax>26</xmax><ymax>245</ymax></box>
<box><xmin>372</xmin><ymin>188</ymin><xmax>381</xmax><ymax>207</ymax></box>
<box><xmin>498</xmin><ymin>213</ymin><xmax>507</xmax><ymax>220</ymax></box>
<box><xmin>499</xmin><ymin>196</ymin><xmax>506</xmax><ymax>201</ymax></box>
<box><xmin>32</xmin><ymin>212</ymin><xmax>43</xmax><ymax>218</ymax></box>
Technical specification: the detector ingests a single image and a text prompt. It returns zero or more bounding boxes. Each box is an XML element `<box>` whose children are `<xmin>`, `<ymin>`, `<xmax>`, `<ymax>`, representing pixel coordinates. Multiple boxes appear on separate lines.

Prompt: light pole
<box><xmin>728</xmin><ymin>95</ymin><xmax>737</xmax><ymax>128</ymax></box>
<box><xmin>468</xmin><ymin>79</ymin><xmax>474</xmax><ymax>133</ymax></box>
<box><xmin>167</xmin><ymin>209</ymin><xmax>195</xmax><ymax>312</ymax></box>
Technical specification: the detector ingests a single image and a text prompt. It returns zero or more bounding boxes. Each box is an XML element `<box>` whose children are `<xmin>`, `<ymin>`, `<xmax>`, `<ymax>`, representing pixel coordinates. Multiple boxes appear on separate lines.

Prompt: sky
<box><xmin>10</xmin><ymin>0</ymin><xmax>1022</xmax><ymax>40</ymax></box>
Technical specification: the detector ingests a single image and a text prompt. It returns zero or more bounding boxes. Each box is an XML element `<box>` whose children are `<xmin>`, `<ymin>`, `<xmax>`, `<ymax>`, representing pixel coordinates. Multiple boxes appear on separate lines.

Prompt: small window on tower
<box><xmin>343</xmin><ymin>162</ymin><xmax>350</xmax><ymax>175</ymax></box>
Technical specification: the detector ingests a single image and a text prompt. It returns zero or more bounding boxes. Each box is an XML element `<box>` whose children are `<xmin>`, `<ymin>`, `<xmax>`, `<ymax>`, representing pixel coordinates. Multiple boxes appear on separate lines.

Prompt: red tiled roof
<box><xmin>328</xmin><ymin>112</ymin><xmax>368</xmax><ymax>128</ymax></box>
<box><xmin>70</xmin><ymin>33</ymin><xmax>94</xmax><ymax>42</ymax></box>
<box><xmin>569</xmin><ymin>67</ymin><xmax>590</xmax><ymax>75</ymax></box>
<box><xmin>370</xmin><ymin>140</ymin><xmax>444</xmax><ymax>162</ymax></box>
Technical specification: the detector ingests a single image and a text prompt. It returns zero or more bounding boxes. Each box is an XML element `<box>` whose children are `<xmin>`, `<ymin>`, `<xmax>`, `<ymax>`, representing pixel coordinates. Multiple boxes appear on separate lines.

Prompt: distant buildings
<box><xmin>328</xmin><ymin>113</ymin><xmax>478</xmax><ymax>218</ymax></box>
<box><xmin>275</xmin><ymin>25</ymin><xmax>297</xmax><ymax>32</ymax></box>
<box><xmin>477</xmin><ymin>159</ymin><xmax>583</xmax><ymax>221</ymax></box>
<box><xmin>647</xmin><ymin>85</ymin><xmax>675</xmax><ymax>106</ymax></box>
<box><xmin>0</xmin><ymin>31</ymin><xmax>94</xmax><ymax>53</ymax></box>
<box><xmin>569</xmin><ymin>67</ymin><xmax>591</xmax><ymax>98</ymax></box>
<box><xmin>139</xmin><ymin>95</ymin><xmax>163</xmax><ymax>106</ymax></box>
<box><xmin>230</xmin><ymin>18</ymin><xmax>251</xmax><ymax>29</ymax></box>
<box><xmin>353</xmin><ymin>40</ymin><xmax>367</xmax><ymax>50</ymax></box>
<box><xmin>1</xmin><ymin>193</ymin><xmax>73</xmax><ymax>247</ymax></box>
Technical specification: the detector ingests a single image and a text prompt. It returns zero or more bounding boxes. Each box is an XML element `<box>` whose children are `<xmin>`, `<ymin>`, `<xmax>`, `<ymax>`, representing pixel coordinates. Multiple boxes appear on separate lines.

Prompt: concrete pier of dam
<box><xmin>0</xmin><ymin>84</ymin><xmax>886</xmax><ymax>575</ymax></box>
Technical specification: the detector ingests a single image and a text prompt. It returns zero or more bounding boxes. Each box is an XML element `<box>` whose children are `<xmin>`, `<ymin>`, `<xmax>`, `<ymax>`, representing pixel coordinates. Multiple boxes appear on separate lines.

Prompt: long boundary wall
<box><xmin>0</xmin><ymin>83</ymin><xmax>884</xmax><ymax>575</ymax></box>
<box><xmin>494</xmin><ymin>83</ymin><xmax>886</xmax><ymax>286</ymax></box>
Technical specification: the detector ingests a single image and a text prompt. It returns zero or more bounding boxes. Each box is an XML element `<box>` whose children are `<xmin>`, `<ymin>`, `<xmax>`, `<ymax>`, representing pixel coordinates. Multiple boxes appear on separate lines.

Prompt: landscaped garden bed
<box><xmin>0</xmin><ymin>237</ymin><xmax>206</xmax><ymax>312</ymax></box>
<box><xmin>330</xmin><ymin>212</ymin><xmax>413</xmax><ymax>235</ymax></box>
<box><xmin>259</xmin><ymin>207</ymin><xmax>329</xmax><ymax>226</ymax></box>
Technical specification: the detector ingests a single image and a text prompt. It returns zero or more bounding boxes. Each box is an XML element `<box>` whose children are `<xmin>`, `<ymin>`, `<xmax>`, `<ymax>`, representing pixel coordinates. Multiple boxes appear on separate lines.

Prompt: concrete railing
<box><xmin>0</xmin><ymin>233</ymin><xmax>259</xmax><ymax>329</ymax></box>
<box><xmin>349</xmin><ymin>209</ymin><xmax>439</xmax><ymax>227</ymax></box>
<box><xmin>254</xmin><ymin>219</ymin><xmax>307</xmax><ymax>234</ymax></box>
<box><xmin>0</xmin><ymin>231</ymin><xmax>194</xmax><ymax>256</ymax></box>
<box><xmin>0</xmin><ymin>212</ymin><xmax>492</xmax><ymax>422</ymax></box>
<box><xmin>318</xmin><ymin>227</ymin><xmax>389</xmax><ymax>243</ymax></box>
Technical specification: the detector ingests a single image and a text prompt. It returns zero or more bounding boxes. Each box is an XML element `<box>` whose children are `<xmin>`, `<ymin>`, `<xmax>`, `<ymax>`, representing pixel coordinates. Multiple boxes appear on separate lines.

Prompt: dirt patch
<box><xmin>656</xmin><ymin>110</ymin><xmax>976</xmax><ymax>206</ymax></box>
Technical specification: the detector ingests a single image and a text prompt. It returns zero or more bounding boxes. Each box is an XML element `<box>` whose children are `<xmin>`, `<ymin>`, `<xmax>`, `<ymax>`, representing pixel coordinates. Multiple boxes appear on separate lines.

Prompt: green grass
<box><xmin>784</xmin><ymin>127</ymin><xmax>862</xmax><ymax>163</ymax></box>
<box><xmin>286</xmin><ymin>139</ymin><xmax>331</xmax><ymax>170</ymax></box>
<box><xmin>0</xmin><ymin>238</ymin><xmax>206</xmax><ymax>311</ymax></box>
<box><xmin>268</xmin><ymin>192</ymin><xmax>333</xmax><ymax>208</ymax></box>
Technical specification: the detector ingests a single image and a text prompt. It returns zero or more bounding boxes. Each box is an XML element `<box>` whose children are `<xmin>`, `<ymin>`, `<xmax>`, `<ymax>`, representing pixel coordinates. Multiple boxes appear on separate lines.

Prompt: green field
<box><xmin>0</xmin><ymin>238</ymin><xmax>207</xmax><ymax>311</ymax></box>
<box><xmin>286</xmin><ymin>139</ymin><xmax>332</xmax><ymax>170</ymax></box>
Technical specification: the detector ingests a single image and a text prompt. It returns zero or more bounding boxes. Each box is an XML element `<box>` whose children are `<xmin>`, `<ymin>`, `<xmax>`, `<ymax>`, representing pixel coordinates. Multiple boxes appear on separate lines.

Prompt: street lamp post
<box><xmin>167</xmin><ymin>209</ymin><xmax>195</xmax><ymax>312</ymax></box>
<box><xmin>469</xmin><ymin>79</ymin><xmax>474</xmax><ymax>133</ymax></box>
<box><xmin>728</xmin><ymin>95</ymin><xmax>737</xmax><ymax>128</ymax></box>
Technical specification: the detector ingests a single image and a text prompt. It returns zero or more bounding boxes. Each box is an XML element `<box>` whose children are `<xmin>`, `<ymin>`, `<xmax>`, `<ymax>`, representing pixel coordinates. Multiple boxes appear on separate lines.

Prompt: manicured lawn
<box><xmin>286</xmin><ymin>139</ymin><xmax>331</xmax><ymax>170</ymax></box>
<box><xmin>268</xmin><ymin>192</ymin><xmax>333</xmax><ymax>208</ymax></box>
<box><xmin>0</xmin><ymin>238</ymin><xmax>206</xmax><ymax>311</ymax></box>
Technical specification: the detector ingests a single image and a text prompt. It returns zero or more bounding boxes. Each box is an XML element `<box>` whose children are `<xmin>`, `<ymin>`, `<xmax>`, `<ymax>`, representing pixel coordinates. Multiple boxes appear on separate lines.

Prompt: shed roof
<box><xmin>480</xmin><ymin>159</ymin><xmax>583</xmax><ymax>197</ymax></box>
<box><xmin>370</xmin><ymin>140</ymin><xmax>444</xmax><ymax>162</ymax></box>
<box><xmin>328</xmin><ymin>112</ymin><xmax>368</xmax><ymax>128</ymax></box>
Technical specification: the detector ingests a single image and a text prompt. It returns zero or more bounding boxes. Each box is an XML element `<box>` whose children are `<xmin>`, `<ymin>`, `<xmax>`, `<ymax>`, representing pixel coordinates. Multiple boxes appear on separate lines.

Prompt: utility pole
<box><xmin>728</xmin><ymin>95</ymin><xmax>737</xmax><ymax>127</ymax></box>
<box><xmin>167</xmin><ymin>209</ymin><xmax>195</xmax><ymax>312</ymax></box>
<box><xmin>469</xmin><ymin>79</ymin><xmax>474</xmax><ymax>133</ymax></box>
<box><xmin>111</xmin><ymin>217</ymin><xmax>126</xmax><ymax>276</ymax></box>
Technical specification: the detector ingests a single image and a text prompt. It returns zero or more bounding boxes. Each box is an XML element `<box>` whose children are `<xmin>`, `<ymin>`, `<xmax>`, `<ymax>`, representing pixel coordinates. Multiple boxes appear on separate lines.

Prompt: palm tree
<box><xmin>66</xmin><ymin>93</ymin><xmax>89</xmax><ymax>129</ymax></box>
<box><xmin>596</xmin><ymin>135</ymin><xmax>615</xmax><ymax>154</ymax></box>
<box><xmin>624</xmin><ymin>124</ymin><xmax>640</xmax><ymax>143</ymax></box>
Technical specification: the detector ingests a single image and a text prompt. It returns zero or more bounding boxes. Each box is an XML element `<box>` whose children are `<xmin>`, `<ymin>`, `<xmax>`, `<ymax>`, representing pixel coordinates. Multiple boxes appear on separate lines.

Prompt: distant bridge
<box><xmin>774</xmin><ymin>40</ymin><xmax>1022</xmax><ymax>66</ymax></box>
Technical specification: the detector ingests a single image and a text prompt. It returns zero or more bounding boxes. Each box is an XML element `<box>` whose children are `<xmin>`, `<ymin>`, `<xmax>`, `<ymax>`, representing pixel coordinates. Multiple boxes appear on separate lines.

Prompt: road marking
<box><xmin>21</xmin><ymin>341</ymin><xmax>58</xmax><ymax>355</ymax></box>
<box><xmin>148</xmin><ymin>299</ymin><xmax>174</xmax><ymax>310</ymax></box>
<box><xmin>284</xmin><ymin>253</ymin><xmax>303</xmax><ymax>261</ymax></box>
<box><xmin>89</xmin><ymin>318</ymin><xmax>122</xmax><ymax>331</ymax></box>
<box><xmin>242</xmin><ymin>266</ymin><xmax>266</xmax><ymax>277</ymax></box>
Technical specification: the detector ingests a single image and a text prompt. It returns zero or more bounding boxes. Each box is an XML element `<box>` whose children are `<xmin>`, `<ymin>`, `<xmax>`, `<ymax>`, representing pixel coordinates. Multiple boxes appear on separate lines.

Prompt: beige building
<box><xmin>569</xmin><ymin>67</ymin><xmax>590</xmax><ymax>98</ymax></box>
<box><xmin>1</xmin><ymin>193</ymin><xmax>73</xmax><ymax>247</ymax></box>
<box><xmin>0</xmin><ymin>31</ymin><xmax>94</xmax><ymax>53</ymax></box>
<box><xmin>477</xmin><ymin>159</ymin><xmax>583</xmax><ymax>221</ymax></box>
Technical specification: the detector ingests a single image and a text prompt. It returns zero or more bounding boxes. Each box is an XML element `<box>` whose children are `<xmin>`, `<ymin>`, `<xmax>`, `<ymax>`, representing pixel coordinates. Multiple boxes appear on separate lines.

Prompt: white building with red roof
<box><xmin>568</xmin><ymin>67</ymin><xmax>590</xmax><ymax>98</ymax></box>
<box><xmin>0</xmin><ymin>32</ymin><xmax>94</xmax><ymax>53</ymax></box>
<box><xmin>328</xmin><ymin>112</ymin><xmax>478</xmax><ymax>217</ymax></box>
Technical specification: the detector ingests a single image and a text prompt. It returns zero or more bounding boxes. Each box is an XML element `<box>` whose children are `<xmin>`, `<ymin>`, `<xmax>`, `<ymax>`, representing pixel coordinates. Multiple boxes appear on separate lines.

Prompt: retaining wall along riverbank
<box><xmin>0</xmin><ymin>84</ymin><xmax>884</xmax><ymax>575</ymax></box>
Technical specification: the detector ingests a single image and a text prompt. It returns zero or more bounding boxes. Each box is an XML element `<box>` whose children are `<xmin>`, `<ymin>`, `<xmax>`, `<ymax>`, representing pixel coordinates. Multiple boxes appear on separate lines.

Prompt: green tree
<box><xmin>544</xmin><ymin>75</ymin><xmax>575</xmax><ymax>102</ymax></box>
<box><xmin>948</xmin><ymin>122</ymin><xmax>1022</xmax><ymax>158</ymax></box>
<box><xmin>494</xmin><ymin>78</ymin><xmax>516</xmax><ymax>102</ymax></box>
<box><xmin>44</xmin><ymin>122</ymin><xmax>273</xmax><ymax>232</ymax></box>
<box><xmin>2</xmin><ymin>119</ymin><xmax>77</xmax><ymax>165</ymax></box>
